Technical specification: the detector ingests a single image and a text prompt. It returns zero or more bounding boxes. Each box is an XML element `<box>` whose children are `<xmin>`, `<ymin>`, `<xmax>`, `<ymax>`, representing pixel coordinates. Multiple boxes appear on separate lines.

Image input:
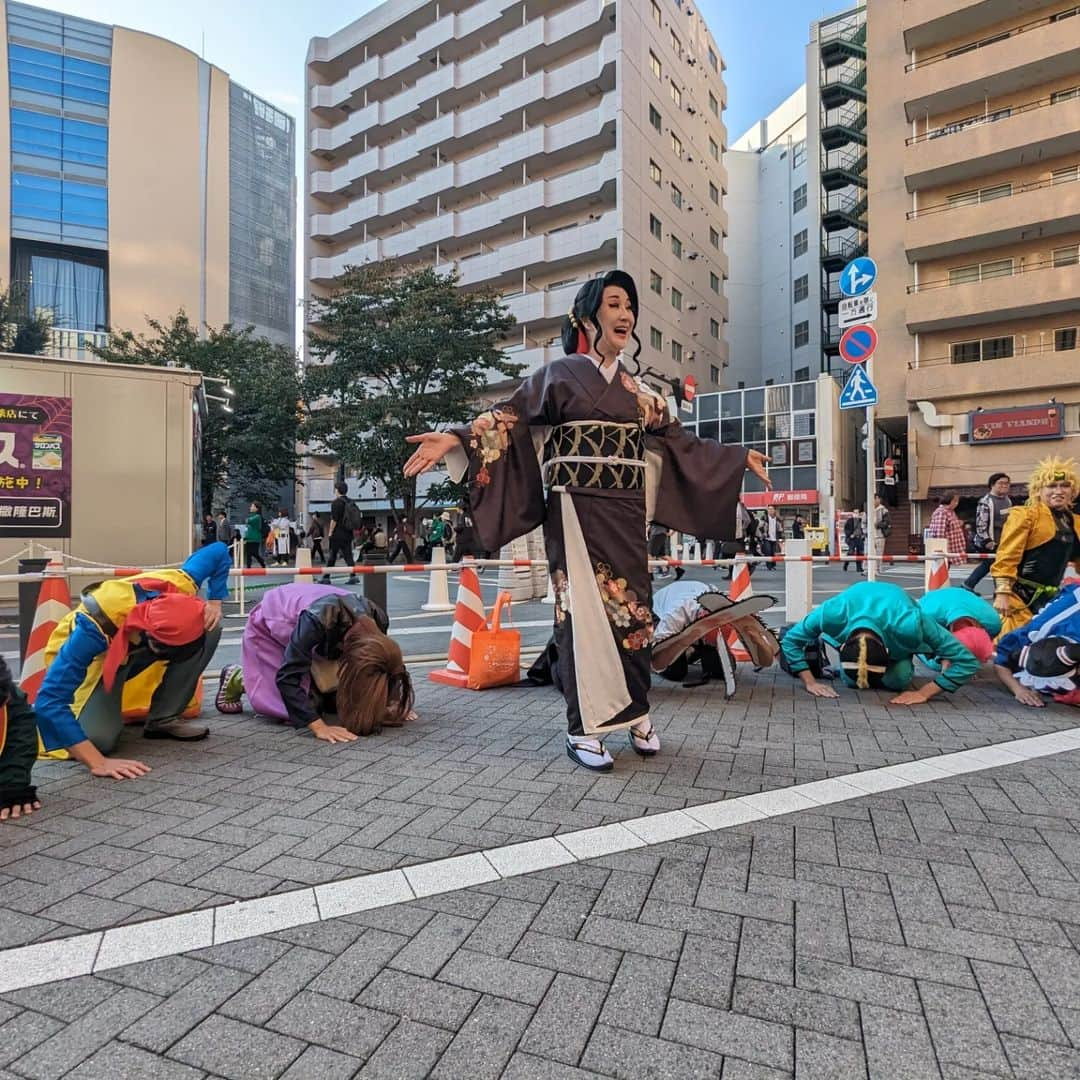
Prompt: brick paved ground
<box><xmin>4</xmin><ymin>667</ymin><xmax>1080</xmax><ymax>947</ymax></box>
<box><xmin>3</xmin><ymin>749</ymin><xmax>1080</xmax><ymax>1078</ymax></box>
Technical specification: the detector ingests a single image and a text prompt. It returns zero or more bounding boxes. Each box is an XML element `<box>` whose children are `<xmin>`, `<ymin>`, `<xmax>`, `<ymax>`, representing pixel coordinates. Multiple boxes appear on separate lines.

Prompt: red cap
<box><xmin>102</xmin><ymin>593</ymin><xmax>206</xmax><ymax>690</ymax></box>
<box><xmin>952</xmin><ymin>625</ymin><xmax>993</xmax><ymax>664</ymax></box>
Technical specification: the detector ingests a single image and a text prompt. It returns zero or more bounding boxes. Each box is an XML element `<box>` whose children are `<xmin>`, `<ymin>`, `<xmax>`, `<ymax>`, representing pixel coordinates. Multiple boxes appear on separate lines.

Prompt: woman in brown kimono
<box><xmin>405</xmin><ymin>271</ymin><xmax>769</xmax><ymax>771</ymax></box>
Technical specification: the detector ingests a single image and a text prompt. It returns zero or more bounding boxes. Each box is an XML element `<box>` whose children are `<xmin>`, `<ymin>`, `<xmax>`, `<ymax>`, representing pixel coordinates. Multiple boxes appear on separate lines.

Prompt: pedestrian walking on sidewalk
<box><xmin>963</xmin><ymin>473</ymin><xmax>1012</xmax><ymax>592</ymax></box>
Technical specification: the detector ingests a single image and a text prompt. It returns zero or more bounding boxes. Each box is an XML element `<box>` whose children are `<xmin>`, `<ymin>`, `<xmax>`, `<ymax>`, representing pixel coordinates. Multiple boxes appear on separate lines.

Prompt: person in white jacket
<box><xmin>270</xmin><ymin>509</ymin><xmax>295</xmax><ymax>566</ymax></box>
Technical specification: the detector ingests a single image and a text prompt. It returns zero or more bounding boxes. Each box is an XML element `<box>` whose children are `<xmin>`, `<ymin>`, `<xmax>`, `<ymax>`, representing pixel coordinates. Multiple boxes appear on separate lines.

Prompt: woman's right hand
<box><xmin>90</xmin><ymin>757</ymin><xmax>152</xmax><ymax>780</ymax></box>
<box><xmin>1013</xmin><ymin>687</ymin><xmax>1045</xmax><ymax>708</ymax></box>
<box><xmin>804</xmin><ymin>680</ymin><xmax>839</xmax><ymax>699</ymax></box>
<box><xmin>992</xmin><ymin>591</ymin><xmax>1015</xmax><ymax>616</ymax></box>
<box><xmin>404</xmin><ymin>432</ymin><xmax>459</xmax><ymax>478</ymax></box>
<box><xmin>309</xmin><ymin>718</ymin><xmax>358</xmax><ymax>743</ymax></box>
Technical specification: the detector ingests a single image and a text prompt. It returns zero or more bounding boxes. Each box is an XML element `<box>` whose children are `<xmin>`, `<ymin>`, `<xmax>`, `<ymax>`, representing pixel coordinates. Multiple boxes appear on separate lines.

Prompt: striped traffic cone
<box><xmin>429</xmin><ymin>566</ymin><xmax>486</xmax><ymax>688</ymax></box>
<box><xmin>724</xmin><ymin>554</ymin><xmax>754</xmax><ymax>663</ymax></box>
<box><xmin>20</xmin><ymin>558</ymin><xmax>71</xmax><ymax>705</ymax></box>
<box><xmin>924</xmin><ymin>538</ymin><xmax>950</xmax><ymax>592</ymax></box>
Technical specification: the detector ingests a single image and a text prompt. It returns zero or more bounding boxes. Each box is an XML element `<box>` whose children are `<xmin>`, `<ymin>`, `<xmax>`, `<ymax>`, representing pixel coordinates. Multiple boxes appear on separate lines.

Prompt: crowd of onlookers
<box><xmin>200</xmin><ymin>491</ymin><xmax>486</xmax><ymax>572</ymax></box>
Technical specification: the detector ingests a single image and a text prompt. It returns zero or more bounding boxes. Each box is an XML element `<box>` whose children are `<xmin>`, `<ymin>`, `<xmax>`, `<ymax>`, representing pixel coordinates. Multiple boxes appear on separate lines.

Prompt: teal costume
<box><xmin>781</xmin><ymin>581</ymin><xmax>981</xmax><ymax>692</ymax></box>
<box><xmin>917</xmin><ymin>587</ymin><xmax>1001</xmax><ymax>672</ymax></box>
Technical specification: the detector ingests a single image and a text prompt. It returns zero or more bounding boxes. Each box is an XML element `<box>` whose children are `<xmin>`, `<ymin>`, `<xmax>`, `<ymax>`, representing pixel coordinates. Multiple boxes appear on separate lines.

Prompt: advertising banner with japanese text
<box><xmin>0</xmin><ymin>392</ymin><xmax>72</xmax><ymax>538</ymax></box>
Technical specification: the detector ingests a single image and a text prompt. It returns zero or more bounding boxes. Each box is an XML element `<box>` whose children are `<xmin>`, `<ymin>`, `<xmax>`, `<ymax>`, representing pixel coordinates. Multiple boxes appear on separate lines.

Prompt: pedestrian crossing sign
<box><xmin>839</xmin><ymin>364</ymin><xmax>878</xmax><ymax>410</ymax></box>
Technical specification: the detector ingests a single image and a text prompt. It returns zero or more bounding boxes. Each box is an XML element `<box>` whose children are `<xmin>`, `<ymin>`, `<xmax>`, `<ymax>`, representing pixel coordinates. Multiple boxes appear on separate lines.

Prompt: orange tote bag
<box><xmin>467</xmin><ymin>591</ymin><xmax>521</xmax><ymax>690</ymax></box>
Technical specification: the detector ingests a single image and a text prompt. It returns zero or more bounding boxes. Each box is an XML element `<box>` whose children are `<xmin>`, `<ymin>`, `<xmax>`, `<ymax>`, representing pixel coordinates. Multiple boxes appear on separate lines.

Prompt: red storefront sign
<box><xmin>968</xmin><ymin>404</ymin><xmax>1064</xmax><ymax>445</ymax></box>
<box><xmin>742</xmin><ymin>489</ymin><xmax>819</xmax><ymax>509</ymax></box>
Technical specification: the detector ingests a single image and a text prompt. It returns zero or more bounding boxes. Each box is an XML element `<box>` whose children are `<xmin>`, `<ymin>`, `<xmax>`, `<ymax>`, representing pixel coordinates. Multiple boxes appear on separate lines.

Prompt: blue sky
<box><xmin>45</xmin><ymin>0</ymin><xmax>856</xmax><ymax>141</ymax></box>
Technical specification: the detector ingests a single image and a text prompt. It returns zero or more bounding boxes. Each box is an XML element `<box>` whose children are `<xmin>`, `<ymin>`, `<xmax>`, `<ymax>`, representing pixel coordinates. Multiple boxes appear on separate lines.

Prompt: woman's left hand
<box><xmin>746</xmin><ymin>450</ymin><xmax>772</xmax><ymax>489</ymax></box>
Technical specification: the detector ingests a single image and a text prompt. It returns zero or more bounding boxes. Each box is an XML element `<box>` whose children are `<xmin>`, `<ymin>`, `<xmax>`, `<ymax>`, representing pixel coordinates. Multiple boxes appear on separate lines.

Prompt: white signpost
<box><xmin>838</xmin><ymin>292</ymin><xmax>878</xmax><ymax>329</ymax></box>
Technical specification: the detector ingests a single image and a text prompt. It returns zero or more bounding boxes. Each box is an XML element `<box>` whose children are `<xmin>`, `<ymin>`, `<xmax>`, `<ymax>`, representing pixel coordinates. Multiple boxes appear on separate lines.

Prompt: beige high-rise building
<box><xmin>0</xmin><ymin>1</ymin><xmax>296</xmax><ymax>356</ymax></box>
<box><xmin>868</xmin><ymin>0</ymin><xmax>1080</xmax><ymax>534</ymax></box>
<box><xmin>305</xmin><ymin>0</ymin><xmax>729</xmax><ymax>390</ymax></box>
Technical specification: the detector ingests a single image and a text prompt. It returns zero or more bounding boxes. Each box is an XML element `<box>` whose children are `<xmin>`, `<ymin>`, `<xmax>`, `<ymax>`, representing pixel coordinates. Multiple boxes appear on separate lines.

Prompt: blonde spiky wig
<box><xmin>1025</xmin><ymin>457</ymin><xmax>1080</xmax><ymax>508</ymax></box>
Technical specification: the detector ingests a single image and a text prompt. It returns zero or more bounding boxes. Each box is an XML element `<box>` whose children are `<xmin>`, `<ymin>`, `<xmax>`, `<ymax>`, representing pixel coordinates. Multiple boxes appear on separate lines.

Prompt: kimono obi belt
<box><xmin>543</xmin><ymin>421</ymin><xmax>646</xmax><ymax>492</ymax></box>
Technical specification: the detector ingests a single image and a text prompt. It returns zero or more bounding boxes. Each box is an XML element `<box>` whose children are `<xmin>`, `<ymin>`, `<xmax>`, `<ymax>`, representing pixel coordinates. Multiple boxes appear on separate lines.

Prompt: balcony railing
<box><xmin>46</xmin><ymin>328</ymin><xmax>109</xmax><ymax>361</ymax></box>
<box><xmin>822</xmin><ymin>102</ymin><xmax>866</xmax><ymax>131</ymax></box>
<box><xmin>905</xmin><ymin>6</ymin><xmax>1078</xmax><ymax>71</ymax></box>
<box><xmin>819</xmin><ymin>13</ymin><xmax>867</xmax><ymax>47</ymax></box>
<box><xmin>906</xmin><ymin>168</ymin><xmax>1079</xmax><ymax>218</ymax></box>
<box><xmin>906</xmin><ymin>85</ymin><xmax>1078</xmax><ymax>145</ymax></box>
<box><xmin>908</xmin><ymin>338</ymin><xmax>1077</xmax><ymax>369</ymax></box>
<box><xmin>906</xmin><ymin>253</ymin><xmax>1072</xmax><ymax>293</ymax></box>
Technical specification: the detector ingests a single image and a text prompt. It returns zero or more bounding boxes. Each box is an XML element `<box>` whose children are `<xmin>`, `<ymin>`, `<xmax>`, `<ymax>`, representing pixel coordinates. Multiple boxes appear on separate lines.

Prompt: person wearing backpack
<box><xmin>320</xmin><ymin>481</ymin><xmax>359</xmax><ymax>585</ymax></box>
<box><xmin>963</xmin><ymin>472</ymin><xmax>1012</xmax><ymax>593</ymax></box>
<box><xmin>244</xmin><ymin>501</ymin><xmax>267</xmax><ymax>569</ymax></box>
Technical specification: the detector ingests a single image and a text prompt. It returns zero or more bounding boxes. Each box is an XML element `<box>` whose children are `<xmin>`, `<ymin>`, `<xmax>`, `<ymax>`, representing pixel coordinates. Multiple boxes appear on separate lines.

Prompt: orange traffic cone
<box><xmin>724</xmin><ymin>555</ymin><xmax>754</xmax><ymax>663</ymax></box>
<box><xmin>429</xmin><ymin>567</ymin><xmax>486</xmax><ymax>688</ymax></box>
<box><xmin>20</xmin><ymin>559</ymin><xmax>71</xmax><ymax>705</ymax></box>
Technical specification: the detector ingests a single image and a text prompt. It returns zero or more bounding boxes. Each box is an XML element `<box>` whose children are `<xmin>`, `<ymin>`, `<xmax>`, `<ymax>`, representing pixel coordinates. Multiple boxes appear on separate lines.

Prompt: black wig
<box><xmin>560</xmin><ymin>270</ymin><xmax>643</xmax><ymax>370</ymax></box>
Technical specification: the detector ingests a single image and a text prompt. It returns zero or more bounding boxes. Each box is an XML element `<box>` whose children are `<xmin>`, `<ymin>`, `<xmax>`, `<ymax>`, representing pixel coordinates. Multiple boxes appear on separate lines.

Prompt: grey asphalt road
<box><xmin>1</xmin><ymin>560</ymin><xmax>970</xmax><ymax>677</ymax></box>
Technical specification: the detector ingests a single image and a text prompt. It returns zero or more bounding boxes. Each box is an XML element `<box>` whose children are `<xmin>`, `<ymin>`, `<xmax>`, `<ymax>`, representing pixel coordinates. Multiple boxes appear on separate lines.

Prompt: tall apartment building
<box><xmin>305</xmin><ymin>0</ymin><xmax>729</xmax><ymax>390</ymax></box>
<box><xmin>868</xmin><ymin>0</ymin><xmax>1080</xmax><ymax>530</ymax></box>
<box><xmin>724</xmin><ymin>87</ymin><xmax>818</xmax><ymax>388</ymax></box>
<box><xmin>0</xmin><ymin>1</ymin><xmax>295</xmax><ymax>355</ymax></box>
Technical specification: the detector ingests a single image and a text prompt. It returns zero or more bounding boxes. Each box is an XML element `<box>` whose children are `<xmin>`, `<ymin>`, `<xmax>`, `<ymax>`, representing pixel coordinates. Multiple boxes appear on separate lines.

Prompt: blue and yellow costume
<box><xmin>781</xmin><ymin>581</ymin><xmax>981</xmax><ymax>692</ymax></box>
<box><xmin>36</xmin><ymin>542</ymin><xmax>231</xmax><ymax>751</ymax></box>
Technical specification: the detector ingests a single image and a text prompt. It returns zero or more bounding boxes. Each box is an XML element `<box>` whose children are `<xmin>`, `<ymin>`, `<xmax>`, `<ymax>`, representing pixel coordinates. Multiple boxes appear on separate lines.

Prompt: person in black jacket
<box><xmin>0</xmin><ymin>656</ymin><xmax>41</xmax><ymax>822</ymax></box>
<box><xmin>320</xmin><ymin>482</ymin><xmax>358</xmax><ymax>585</ymax></box>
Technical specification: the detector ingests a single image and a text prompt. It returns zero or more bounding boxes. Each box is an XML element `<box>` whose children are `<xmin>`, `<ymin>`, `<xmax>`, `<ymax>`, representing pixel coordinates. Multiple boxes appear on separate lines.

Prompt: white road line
<box><xmin>1</xmin><ymin>725</ymin><xmax>1077</xmax><ymax>994</ymax></box>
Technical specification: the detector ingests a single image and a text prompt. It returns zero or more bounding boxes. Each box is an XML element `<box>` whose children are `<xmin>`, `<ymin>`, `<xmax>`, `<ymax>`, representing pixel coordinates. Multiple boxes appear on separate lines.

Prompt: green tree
<box><xmin>90</xmin><ymin>312</ymin><xmax>301</xmax><ymax>514</ymax></box>
<box><xmin>304</xmin><ymin>261</ymin><xmax>520</xmax><ymax>521</ymax></box>
<box><xmin>0</xmin><ymin>280</ymin><xmax>52</xmax><ymax>356</ymax></box>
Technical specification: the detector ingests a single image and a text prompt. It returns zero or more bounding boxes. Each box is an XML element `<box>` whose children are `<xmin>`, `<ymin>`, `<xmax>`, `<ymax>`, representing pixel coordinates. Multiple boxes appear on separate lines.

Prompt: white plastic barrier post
<box><xmin>293</xmin><ymin>546</ymin><xmax>311</xmax><ymax>585</ymax></box>
<box><xmin>784</xmin><ymin>539</ymin><xmax>813</xmax><ymax>624</ymax></box>
<box><xmin>924</xmin><ymin>537</ymin><xmax>950</xmax><ymax>593</ymax></box>
<box><xmin>705</xmin><ymin>539</ymin><xmax>715</xmax><ymax>561</ymax></box>
<box><xmin>542</xmin><ymin>574</ymin><xmax>556</xmax><ymax>605</ymax></box>
<box><xmin>498</xmin><ymin>536</ymin><xmax>533</xmax><ymax>602</ymax></box>
<box><xmin>527</xmin><ymin>526</ymin><xmax>548</xmax><ymax>599</ymax></box>
<box><xmin>422</xmin><ymin>545</ymin><xmax>455</xmax><ymax>612</ymax></box>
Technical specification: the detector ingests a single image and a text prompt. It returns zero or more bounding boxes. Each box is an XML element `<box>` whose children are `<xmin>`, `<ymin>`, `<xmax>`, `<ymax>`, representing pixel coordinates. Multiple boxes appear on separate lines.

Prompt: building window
<box><xmin>9</xmin><ymin>44</ymin><xmax>110</xmax><ymax>107</ymax></box>
<box><xmin>1052</xmin><ymin>164</ymin><xmax>1080</xmax><ymax>185</ymax></box>
<box><xmin>670</xmin><ymin>83</ymin><xmax>682</xmax><ymax>108</ymax></box>
<box><xmin>709</xmin><ymin>136</ymin><xmax>719</xmax><ymax>161</ymax></box>
<box><xmin>650</xmin><ymin>269</ymin><xmax>662</xmax><ymax>294</ymax></box>
<box><xmin>650</xmin><ymin>326</ymin><xmax>663</xmax><ymax>350</ymax></box>
<box><xmin>795</xmin><ymin>366</ymin><xmax>810</xmax><ymax>381</ymax></box>
<box><xmin>649</xmin><ymin>159</ymin><xmax>662</xmax><ymax>185</ymax></box>
<box><xmin>947</xmin><ymin>183</ymin><xmax>1012</xmax><ymax>208</ymax></box>
<box><xmin>671</xmin><ymin>183</ymin><xmax>682</xmax><ymax>209</ymax></box>
<box><xmin>793</xmin><ymin>274</ymin><xmax>808</xmax><ymax>302</ymax></box>
<box><xmin>13</xmin><ymin>244</ymin><xmax>106</xmax><ymax>330</ymax></box>
<box><xmin>649</xmin><ymin>104</ymin><xmax>662</xmax><ymax>132</ymax></box>
<box><xmin>1052</xmin><ymin>5</ymin><xmax>1080</xmax><ymax>19</ymax></box>
<box><xmin>708</xmin><ymin>46</ymin><xmax>719</xmax><ymax>71</ymax></box>
<box><xmin>670</xmin><ymin>287</ymin><xmax>682</xmax><ymax>311</ymax></box>
<box><xmin>793</xmin><ymin>183</ymin><xmax>807</xmax><ymax>213</ymax></box>
<box><xmin>794</xmin><ymin>321</ymin><xmax>810</xmax><ymax>348</ymax></box>
<box><xmin>671</xmin><ymin>132</ymin><xmax>682</xmax><ymax>157</ymax></box>
<box><xmin>710</xmin><ymin>364</ymin><xmax>720</xmax><ymax>384</ymax></box>
<box><xmin>1053</xmin><ymin>245</ymin><xmax>1080</xmax><ymax>267</ymax></box>
<box><xmin>951</xmin><ymin>336</ymin><xmax>1014</xmax><ymax>363</ymax></box>
<box><xmin>649</xmin><ymin>51</ymin><xmax>662</xmax><ymax>79</ymax></box>
<box><xmin>649</xmin><ymin>213</ymin><xmax>662</xmax><ymax>239</ymax></box>
<box><xmin>949</xmin><ymin>258</ymin><xmax>1013</xmax><ymax>284</ymax></box>
<box><xmin>671</xmin><ymin>339</ymin><xmax>683</xmax><ymax>364</ymax></box>
<box><xmin>11</xmin><ymin>108</ymin><xmax>107</xmax><ymax>169</ymax></box>
<box><xmin>709</xmin><ymin>227</ymin><xmax>720</xmax><ymax>249</ymax></box>
<box><xmin>709</xmin><ymin>182</ymin><xmax>719</xmax><ymax>204</ymax></box>
<box><xmin>710</xmin><ymin>317</ymin><xmax>720</xmax><ymax>339</ymax></box>
<box><xmin>670</xmin><ymin>30</ymin><xmax>682</xmax><ymax>57</ymax></box>
<box><xmin>1052</xmin><ymin>87</ymin><xmax>1080</xmax><ymax>104</ymax></box>
<box><xmin>710</xmin><ymin>271</ymin><xmax>720</xmax><ymax>293</ymax></box>
<box><xmin>11</xmin><ymin>171</ymin><xmax>107</xmax><ymax>231</ymax></box>
<box><xmin>651</xmin><ymin>0</ymin><xmax>662</xmax><ymax>26</ymax></box>
<box><xmin>1056</xmin><ymin>327</ymin><xmax>1077</xmax><ymax>351</ymax></box>
<box><xmin>793</xmin><ymin>140</ymin><xmax>806</xmax><ymax>168</ymax></box>
<box><xmin>671</xmin><ymin>233</ymin><xmax>682</xmax><ymax>258</ymax></box>
<box><xmin>793</xmin><ymin>229</ymin><xmax>808</xmax><ymax>257</ymax></box>
<box><xmin>709</xmin><ymin>91</ymin><xmax>719</xmax><ymax>116</ymax></box>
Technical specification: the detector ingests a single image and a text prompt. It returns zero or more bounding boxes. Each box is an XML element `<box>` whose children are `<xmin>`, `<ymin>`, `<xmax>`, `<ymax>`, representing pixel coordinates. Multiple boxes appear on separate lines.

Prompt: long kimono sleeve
<box><xmin>646</xmin><ymin>417</ymin><xmax>748</xmax><ymax>541</ymax></box>
<box><xmin>444</xmin><ymin>369</ymin><xmax>555</xmax><ymax>553</ymax></box>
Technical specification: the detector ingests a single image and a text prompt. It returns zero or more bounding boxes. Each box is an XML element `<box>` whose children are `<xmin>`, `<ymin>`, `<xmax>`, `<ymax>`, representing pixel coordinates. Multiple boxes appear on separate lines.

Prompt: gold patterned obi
<box><xmin>543</xmin><ymin>421</ymin><xmax>646</xmax><ymax>491</ymax></box>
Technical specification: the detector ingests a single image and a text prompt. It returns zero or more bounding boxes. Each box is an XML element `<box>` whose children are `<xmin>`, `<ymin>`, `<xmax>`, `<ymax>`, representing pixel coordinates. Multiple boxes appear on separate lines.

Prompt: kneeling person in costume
<box><xmin>216</xmin><ymin>583</ymin><xmax>414</xmax><ymax>740</ymax></box>
<box><xmin>1</xmin><ymin>656</ymin><xmax>41</xmax><ymax>822</ymax></box>
<box><xmin>916</xmin><ymin>586</ymin><xmax>1000</xmax><ymax>671</ymax></box>
<box><xmin>781</xmin><ymin>581</ymin><xmax>981</xmax><ymax>704</ymax></box>
<box><xmin>651</xmin><ymin>579</ymin><xmax>779</xmax><ymax>691</ymax></box>
<box><xmin>990</xmin><ymin>457</ymin><xmax>1080</xmax><ymax>634</ymax></box>
<box><xmin>993</xmin><ymin>581</ymin><xmax>1080</xmax><ymax>708</ymax></box>
<box><xmin>35</xmin><ymin>543</ymin><xmax>230</xmax><ymax>780</ymax></box>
